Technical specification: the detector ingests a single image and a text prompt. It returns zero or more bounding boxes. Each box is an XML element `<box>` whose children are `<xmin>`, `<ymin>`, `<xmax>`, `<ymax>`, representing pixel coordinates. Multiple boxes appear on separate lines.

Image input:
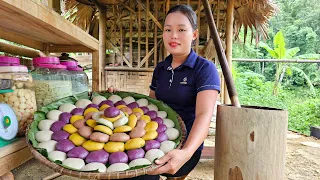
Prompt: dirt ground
<box><xmin>11</xmin><ymin>131</ymin><xmax>320</xmax><ymax>180</ymax></box>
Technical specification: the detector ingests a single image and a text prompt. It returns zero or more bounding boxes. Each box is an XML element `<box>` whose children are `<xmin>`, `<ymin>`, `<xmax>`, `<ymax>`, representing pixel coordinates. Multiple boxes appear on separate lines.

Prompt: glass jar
<box><xmin>61</xmin><ymin>61</ymin><xmax>89</xmax><ymax>95</ymax></box>
<box><xmin>0</xmin><ymin>56</ymin><xmax>37</xmax><ymax>136</ymax></box>
<box><xmin>31</xmin><ymin>57</ymin><xmax>72</xmax><ymax>109</ymax></box>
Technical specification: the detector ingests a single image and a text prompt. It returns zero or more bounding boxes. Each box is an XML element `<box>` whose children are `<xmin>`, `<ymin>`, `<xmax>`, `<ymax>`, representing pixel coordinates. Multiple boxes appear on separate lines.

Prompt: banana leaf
<box><xmin>27</xmin><ymin>91</ymin><xmax>185</xmax><ymax>171</ymax></box>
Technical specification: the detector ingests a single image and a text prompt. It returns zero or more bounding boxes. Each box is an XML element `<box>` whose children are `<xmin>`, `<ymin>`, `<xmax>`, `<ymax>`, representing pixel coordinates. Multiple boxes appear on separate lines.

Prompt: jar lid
<box><xmin>36</xmin><ymin>64</ymin><xmax>67</xmax><ymax>69</ymax></box>
<box><xmin>0</xmin><ymin>65</ymin><xmax>28</xmax><ymax>73</ymax></box>
<box><xmin>33</xmin><ymin>57</ymin><xmax>60</xmax><ymax>66</ymax></box>
<box><xmin>0</xmin><ymin>57</ymin><xmax>20</xmax><ymax>66</ymax></box>
<box><xmin>61</xmin><ymin>61</ymin><xmax>78</xmax><ymax>67</ymax></box>
<box><xmin>67</xmin><ymin>67</ymin><xmax>83</xmax><ymax>71</ymax></box>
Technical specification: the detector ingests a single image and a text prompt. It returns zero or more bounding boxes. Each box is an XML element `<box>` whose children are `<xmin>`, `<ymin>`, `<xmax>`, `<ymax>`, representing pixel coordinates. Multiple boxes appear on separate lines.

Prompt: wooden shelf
<box><xmin>0</xmin><ymin>0</ymin><xmax>100</xmax><ymax>178</ymax></box>
<box><xmin>0</xmin><ymin>0</ymin><xmax>98</xmax><ymax>52</ymax></box>
<box><xmin>0</xmin><ymin>138</ymin><xmax>33</xmax><ymax>177</ymax></box>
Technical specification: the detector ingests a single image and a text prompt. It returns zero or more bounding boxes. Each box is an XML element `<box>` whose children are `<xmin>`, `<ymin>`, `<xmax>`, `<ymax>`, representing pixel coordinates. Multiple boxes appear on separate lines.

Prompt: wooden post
<box><xmin>138</xmin><ymin>3</ymin><xmax>141</xmax><ymax>68</ymax></box>
<box><xmin>91</xmin><ymin>0</ymin><xmax>106</xmax><ymax>90</ymax></box>
<box><xmin>154</xmin><ymin>0</ymin><xmax>158</xmax><ymax>67</ymax></box>
<box><xmin>112</xmin><ymin>5</ymin><xmax>116</xmax><ymax>66</ymax></box>
<box><xmin>129</xmin><ymin>0</ymin><xmax>133</xmax><ymax>67</ymax></box>
<box><xmin>92</xmin><ymin>51</ymin><xmax>100</xmax><ymax>91</ymax></box>
<box><xmin>224</xmin><ymin>0</ymin><xmax>234</xmax><ymax>104</ymax></box>
<box><xmin>146</xmin><ymin>0</ymin><xmax>149</xmax><ymax>68</ymax></box>
<box><xmin>120</xmin><ymin>23</ymin><xmax>123</xmax><ymax>66</ymax></box>
<box><xmin>215</xmin><ymin>105</ymin><xmax>288</xmax><ymax>179</ymax></box>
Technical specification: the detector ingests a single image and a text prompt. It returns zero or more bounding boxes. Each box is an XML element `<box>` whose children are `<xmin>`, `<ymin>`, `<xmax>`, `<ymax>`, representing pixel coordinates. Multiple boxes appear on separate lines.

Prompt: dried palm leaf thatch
<box><xmin>64</xmin><ymin>0</ymin><xmax>97</xmax><ymax>31</ymax></box>
<box><xmin>63</xmin><ymin>0</ymin><xmax>277</xmax><ymax>43</ymax></box>
<box><xmin>98</xmin><ymin>0</ymin><xmax>129</xmax><ymax>5</ymax></box>
<box><xmin>233</xmin><ymin>0</ymin><xmax>278</xmax><ymax>43</ymax></box>
<box><xmin>202</xmin><ymin>38</ymin><xmax>226</xmax><ymax>60</ymax></box>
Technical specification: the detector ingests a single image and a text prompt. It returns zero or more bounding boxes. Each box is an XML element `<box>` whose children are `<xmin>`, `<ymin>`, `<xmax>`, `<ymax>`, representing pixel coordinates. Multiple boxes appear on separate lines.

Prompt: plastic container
<box><xmin>31</xmin><ymin>57</ymin><xmax>72</xmax><ymax>109</ymax></box>
<box><xmin>0</xmin><ymin>56</ymin><xmax>37</xmax><ymax>136</ymax></box>
<box><xmin>61</xmin><ymin>61</ymin><xmax>89</xmax><ymax>95</ymax></box>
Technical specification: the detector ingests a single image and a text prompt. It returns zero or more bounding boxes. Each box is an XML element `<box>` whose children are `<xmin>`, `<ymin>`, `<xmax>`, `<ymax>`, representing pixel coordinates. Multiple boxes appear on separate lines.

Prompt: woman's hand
<box><xmin>147</xmin><ymin>149</ymin><xmax>193</xmax><ymax>175</ymax></box>
<box><xmin>107</xmin><ymin>86</ymin><xmax>119</xmax><ymax>93</ymax></box>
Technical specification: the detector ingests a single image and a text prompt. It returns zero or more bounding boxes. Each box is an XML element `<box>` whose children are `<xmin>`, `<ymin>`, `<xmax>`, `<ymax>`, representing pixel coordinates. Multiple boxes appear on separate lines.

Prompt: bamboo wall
<box><xmin>104</xmin><ymin>69</ymin><xmax>224</xmax><ymax>101</ymax></box>
<box><xmin>103</xmin><ymin>0</ymin><xmax>226</xmax><ymax>69</ymax></box>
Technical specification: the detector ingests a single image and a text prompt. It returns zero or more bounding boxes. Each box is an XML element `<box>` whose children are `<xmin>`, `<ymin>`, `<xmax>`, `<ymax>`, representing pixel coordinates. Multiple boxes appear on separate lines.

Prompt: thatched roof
<box><xmin>63</xmin><ymin>0</ymin><xmax>277</xmax><ymax>45</ymax></box>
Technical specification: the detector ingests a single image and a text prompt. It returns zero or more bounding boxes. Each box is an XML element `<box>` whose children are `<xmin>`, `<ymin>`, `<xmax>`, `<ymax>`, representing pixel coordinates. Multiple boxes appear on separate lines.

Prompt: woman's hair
<box><xmin>166</xmin><ymin>5</ymin><xmax>197</xmax><ymax>31</ymax></box>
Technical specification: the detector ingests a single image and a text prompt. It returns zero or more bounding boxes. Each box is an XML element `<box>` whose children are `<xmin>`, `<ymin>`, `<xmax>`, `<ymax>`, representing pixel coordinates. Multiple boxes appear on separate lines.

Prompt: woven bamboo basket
<box><xmin>26</xmin><ymin>91</ymin><xmax>187</xmax><ymax>179</ymax></box>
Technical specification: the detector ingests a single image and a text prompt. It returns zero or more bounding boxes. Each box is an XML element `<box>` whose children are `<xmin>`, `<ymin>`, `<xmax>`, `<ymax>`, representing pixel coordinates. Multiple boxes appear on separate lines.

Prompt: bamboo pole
<box><xmin>112</xmin><ymin>5</ymin><xmax>116</xmax><ymax>66</ymax></box>
<box><xmin>136</xmin><ymin>0</ymin><xmax>163</xmax><ymax>30</ymax></box>
<box><xmin>0</xmin><ymin>41</ymin><xmax>45</xmax><ymax>58</ymax></box>
<box><xmin>120</xmin><ymin>22</ymin><xmax>123</xmax><ymax>66</ymax></box>
<box><xmin>154</xmin><ymin>0</ymin><xmax>158</xmax><ymax>67</ymax></box>
<box><xmin>203</xmin><ymin>0</ymin><xmax>240</xmax><ymax>107</ymax></box>
<box><xmin>215</xmin><ymin>0</ymin><xmax>221</xmax><ymax>65</ymax></box>
<box><xmin>146</xmin><ymin>0</ymin><xmax>149</xmax><ymax>68</ymax></box>
<box><xmin>129</xmin><ymin>0</ymin><xmax>133</xmax><ymax>67</ymax></box>
<box><xmin>224</xmin><ymin>0</ymin><xmax>234</xmax><ymax>104</ymax></box>
<box><xmin>138</xmin><ymin>3</ymin><xmax>141</xmax><ymax>68</ymax></box>
<box><xmin>233</xmin><ymin>58</ymin><xmax>320</xmax><ymax>63</ymax></box>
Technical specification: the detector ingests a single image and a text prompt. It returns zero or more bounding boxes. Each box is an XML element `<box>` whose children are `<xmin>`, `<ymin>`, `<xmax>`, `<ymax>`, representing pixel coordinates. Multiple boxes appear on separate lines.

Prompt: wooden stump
<box><xmin>214</xmin><ymin>105</ymin><xmax>288</xmax><ymax>180</ymax></box>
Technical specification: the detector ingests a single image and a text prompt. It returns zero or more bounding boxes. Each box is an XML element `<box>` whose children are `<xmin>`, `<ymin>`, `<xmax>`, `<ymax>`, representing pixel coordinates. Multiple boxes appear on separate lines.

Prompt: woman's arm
<box><xmin>182</xmin><ymin>90</ymin><xmax>218</xmax><ymax>154</ymax></box>
<box><xmin>149</xmin><ymin>90</ymin><xmax>156</xmax><ymax>99</ymax></box>
<box><xmin>149</xmin><ymin>89</ymin><xmax>218</xmax><ymax>175</ymax></box>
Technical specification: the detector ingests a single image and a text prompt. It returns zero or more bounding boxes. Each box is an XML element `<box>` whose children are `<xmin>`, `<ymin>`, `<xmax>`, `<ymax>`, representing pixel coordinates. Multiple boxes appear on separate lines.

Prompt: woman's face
<box><xmin>163</xmin><ymin>12</ymin><xmax>198</xmax><ymax>56</ymax></box>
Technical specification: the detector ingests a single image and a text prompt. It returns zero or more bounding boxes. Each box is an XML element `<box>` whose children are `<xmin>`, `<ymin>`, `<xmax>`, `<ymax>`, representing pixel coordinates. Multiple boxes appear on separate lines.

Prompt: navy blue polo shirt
<box><xmin>150</xmin><ymin>49</ymin><xmax>220</xmax><ymax>150</ymax></box>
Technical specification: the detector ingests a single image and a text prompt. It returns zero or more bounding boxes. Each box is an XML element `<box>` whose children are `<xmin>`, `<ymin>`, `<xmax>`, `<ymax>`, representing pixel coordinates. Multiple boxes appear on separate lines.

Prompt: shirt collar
<box><xmin>162</xmin><ymin>49</ymin><xmax>198</xmax><ymax>70</ymax></box>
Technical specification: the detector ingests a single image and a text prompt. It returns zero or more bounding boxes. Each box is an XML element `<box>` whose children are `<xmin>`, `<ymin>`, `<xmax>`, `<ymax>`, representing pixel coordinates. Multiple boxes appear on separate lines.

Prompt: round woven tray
<box><xmin>26</xmin><ymin>92</ymin><xmax>187</xmax><ymax>179</ymax></box>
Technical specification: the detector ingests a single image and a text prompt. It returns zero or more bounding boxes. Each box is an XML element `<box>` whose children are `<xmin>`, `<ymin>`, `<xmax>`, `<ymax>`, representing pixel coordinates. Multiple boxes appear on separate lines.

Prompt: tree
<box><xmin>259</xmin><ymin>31</ymin><xmax>315</xmax><ymax>95</ymax></box>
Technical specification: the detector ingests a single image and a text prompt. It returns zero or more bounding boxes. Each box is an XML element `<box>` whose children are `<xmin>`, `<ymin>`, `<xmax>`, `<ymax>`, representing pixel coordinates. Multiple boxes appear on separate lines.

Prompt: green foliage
<box><xmin>236</xmin><ymin>71</ymin><xmax>320</xmax><ymax>135</ymax></box>
<box><xmin>270</xmin><ymin>0</ymin><xmax>320</xmax><ymax>54</ymax></box>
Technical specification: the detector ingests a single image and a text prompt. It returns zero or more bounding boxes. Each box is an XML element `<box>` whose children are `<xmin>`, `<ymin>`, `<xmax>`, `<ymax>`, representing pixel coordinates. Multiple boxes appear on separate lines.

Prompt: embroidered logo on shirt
<box><xmin>180</xmin><ymin>77</ymin><xmax>188</xmax><ymax>84</ymax></box>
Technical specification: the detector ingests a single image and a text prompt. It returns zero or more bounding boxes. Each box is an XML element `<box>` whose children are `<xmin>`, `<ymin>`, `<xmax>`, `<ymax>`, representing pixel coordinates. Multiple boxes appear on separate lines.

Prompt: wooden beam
<box><xmin>0</xmin><ymin>0</ymin><xmax>98</xmax><ymax>51</ymax></box>
<box><xmin>0</xmin><ymin>28</ymin><xmax>44</xmax><ymax>51</ymax></box>
<box><xmin>0</xmin><ymin>138</ymin><xmax>27</xmax><ymax>159</ymax></box>
<box><xmin>0</xmin><ymin>147</ymin><xmax>32</xmax><ymax>177</ymax></box>
<box><xmin>106</xmin><ymin>40</ymin><xmax>132</xmax><ymax>68</ymax></box>
<box><xmin>135</xmin><ymin>0</ymin><xmax>163</xmax><ymax>30</ymax></box>
<box><xmin>154</xmin><ymin>0</ymin><xmax>158</xmax><ymax>67</ymax></box>
<box><xmin>146</xmin><ymin>0</ymin><xmax>149</xmax><ymax>68</ymax></box>
<box><xmin>166</xmin><ymin>0</ymin><xmax>171</xmax><ymax>13</ymax></box>
<box><xmin>105</xmin><ymin>67</ymin><xmax>154</xmax><ymax>72</ymax></box>
<box><xmin>92</xmin><ymin>51</ymin><xmax>100</xmax><ymax>91</ymax></box>
<box><xmin>140</xmin><ymin>40</ymin><xmax>162</xmax><ymax>67</ymax></box>
<box><xmin>138</xmin><ymin>3</ymin><xmax>141</xmax><ymax>68</ymax></box>
<box><xmin>48</xmin><ymin>45</ymin><xmax>96</xmax><ymax>52</ymax></box>
<box><xmin>121</xmin><ymin>2</ymin><xmax>136</xmax><ymax>15</ymax></box>
<box><xmin>0</xmin><ymin>41</ymin><xmax>44</xmax><ymax>58</ymax></box>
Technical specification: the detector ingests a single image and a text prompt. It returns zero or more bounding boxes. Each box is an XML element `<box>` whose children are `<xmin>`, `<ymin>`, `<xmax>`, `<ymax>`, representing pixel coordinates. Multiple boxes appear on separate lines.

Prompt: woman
<box><xmin>109</xmin><ymin>4</ymin><xmax>220</xmax><ymax>180</ymax></box>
